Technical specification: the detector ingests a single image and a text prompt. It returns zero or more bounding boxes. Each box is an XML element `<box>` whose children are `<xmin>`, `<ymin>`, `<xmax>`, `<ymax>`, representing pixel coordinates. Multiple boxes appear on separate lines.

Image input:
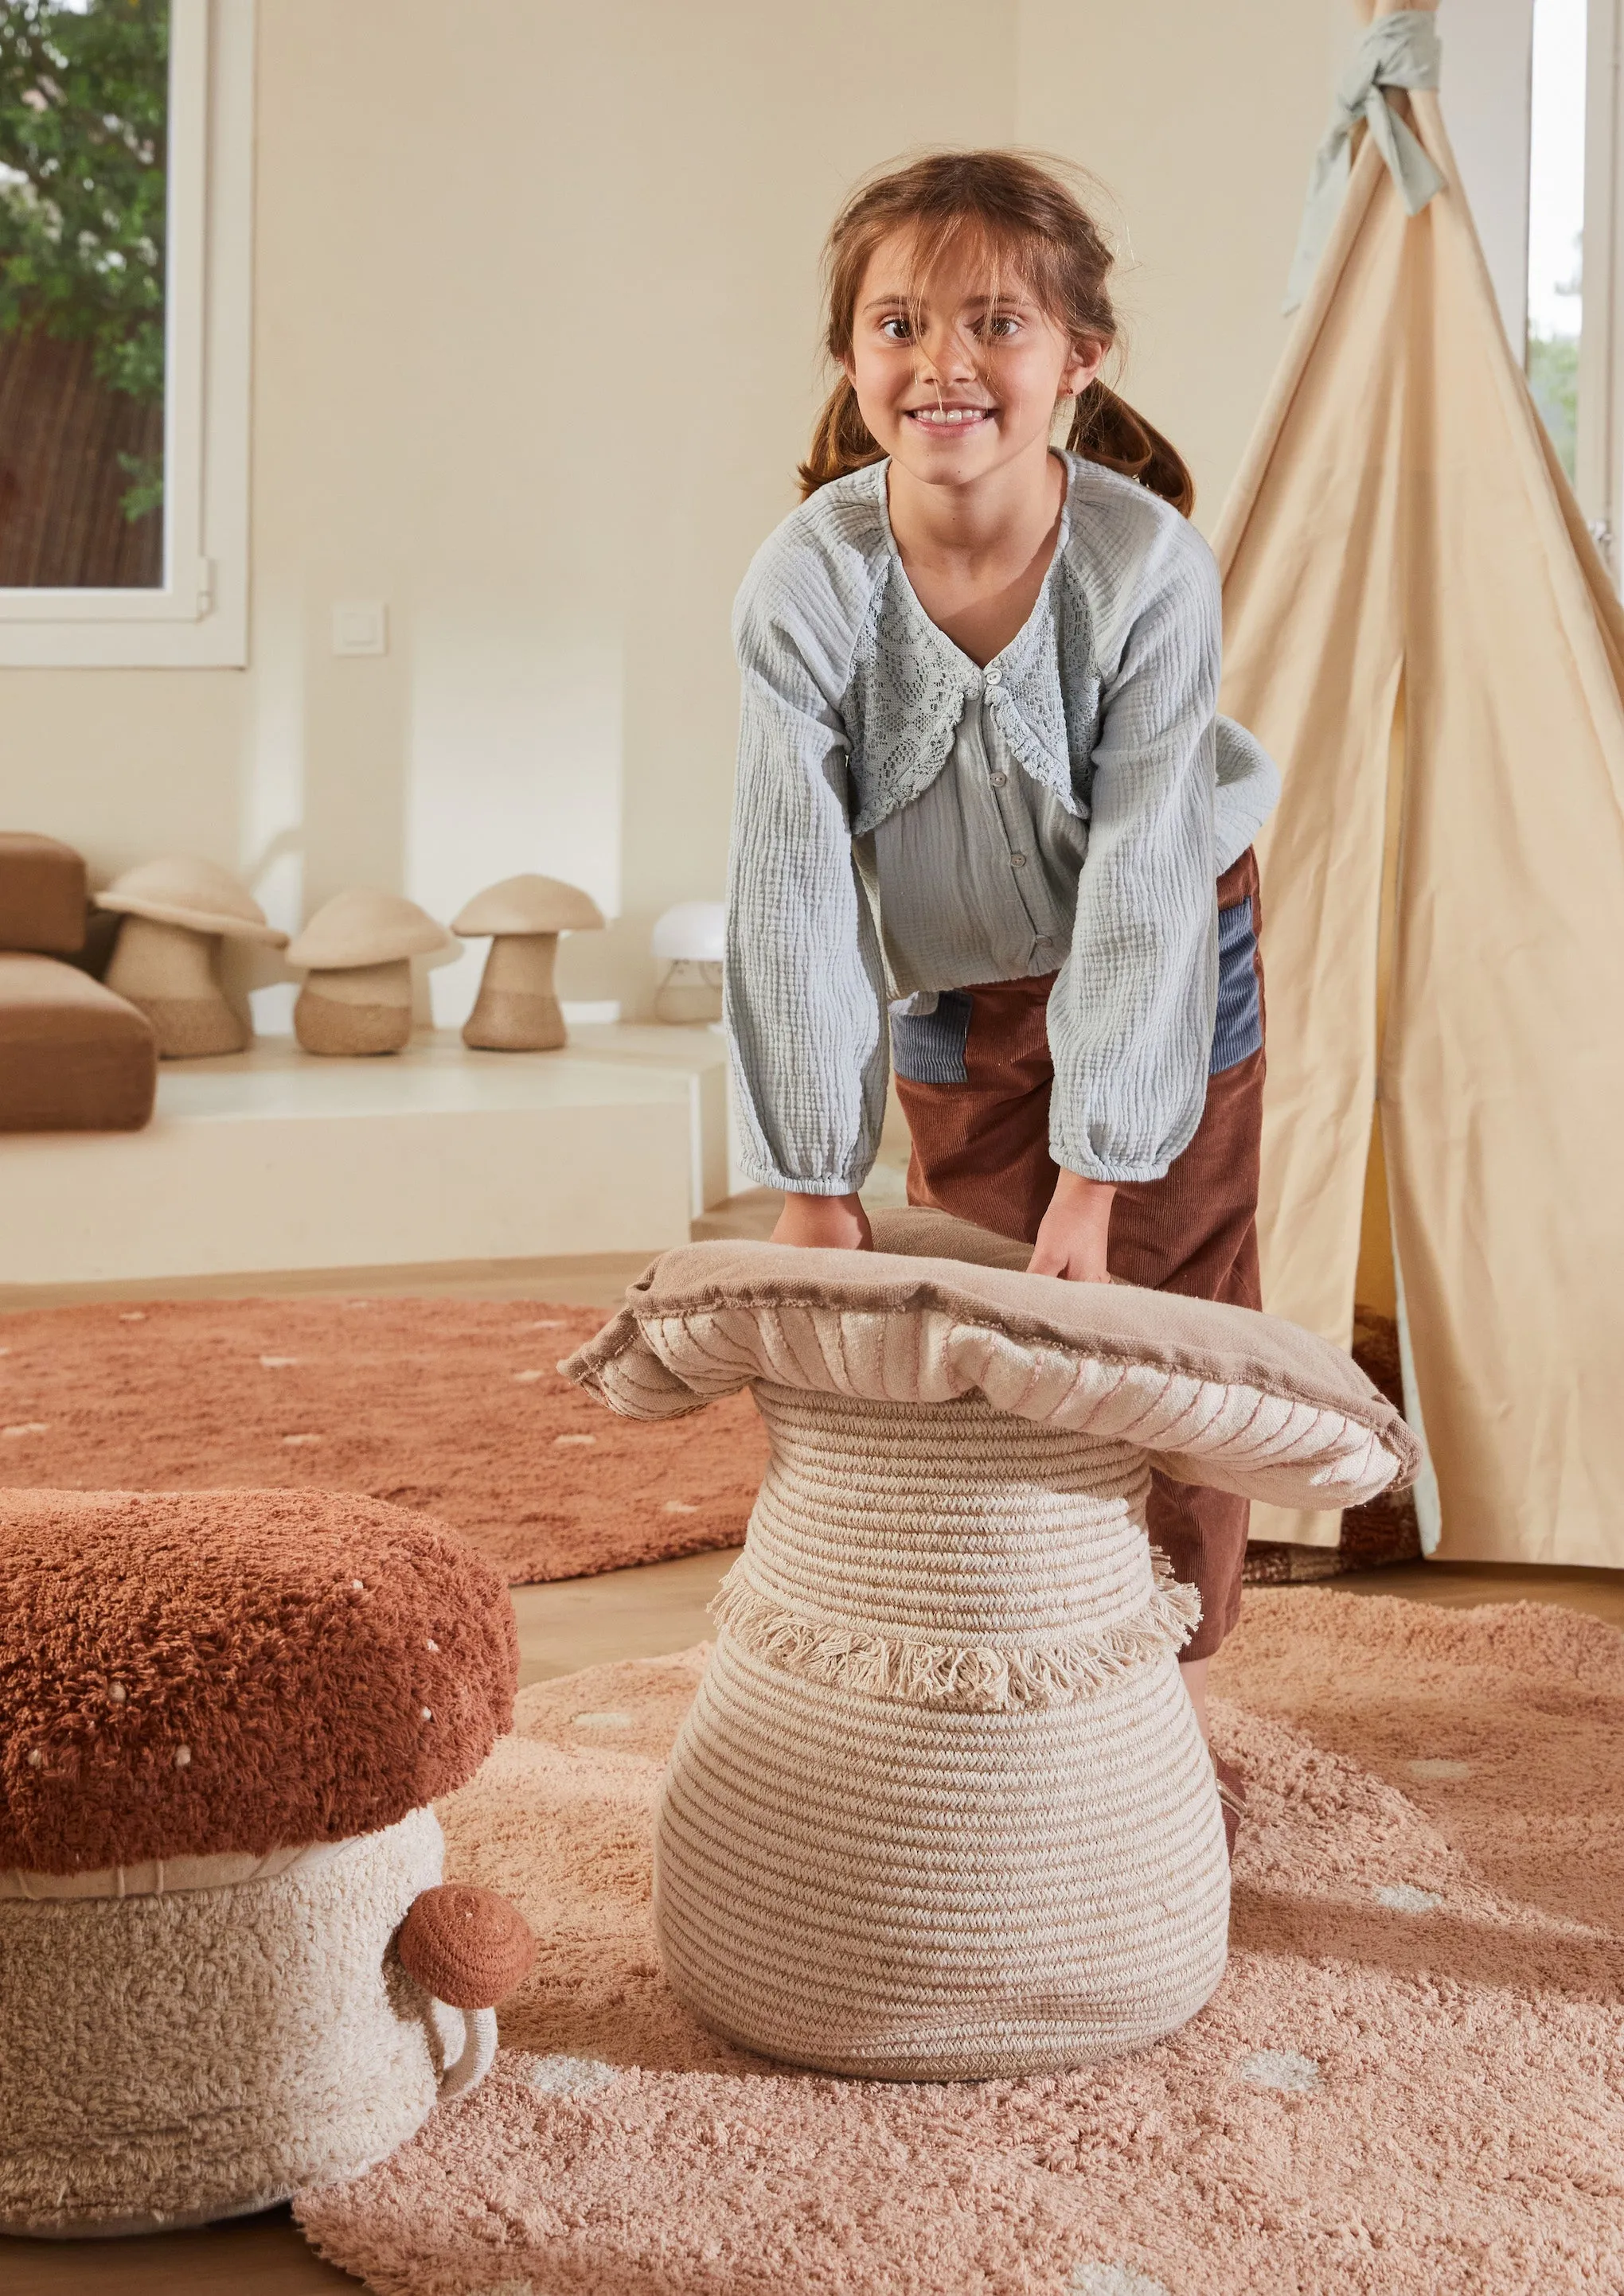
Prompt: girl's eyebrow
<box><xmin>861</xmin><ymin>290</ymin><xmax>1035</xmax><ymax>312</ymax></box>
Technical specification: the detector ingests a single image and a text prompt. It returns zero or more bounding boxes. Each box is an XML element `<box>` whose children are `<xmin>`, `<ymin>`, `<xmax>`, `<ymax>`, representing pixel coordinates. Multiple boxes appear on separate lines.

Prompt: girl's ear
<box><xmin>1061</xmin><ymin>337</ymin><xmax>1109</xmax><ymax>400</ymax></box>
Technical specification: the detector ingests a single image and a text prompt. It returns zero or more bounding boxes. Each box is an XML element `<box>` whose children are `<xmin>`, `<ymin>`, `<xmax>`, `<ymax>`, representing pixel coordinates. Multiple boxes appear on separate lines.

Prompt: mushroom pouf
<box><xmin>452</xmin><ymin>874</ymin><xmax>605</xmax><ymax>1051</ymax></box>
<box><xmin>287</xmin><ymin>889</ymin><xmax>451</xmax><ymax>1056</ymax></box>
<box><xmin>564</xmin><ymin>1206</ymin><xmax>1420</xmax><ymax>2081</ymax></box>
<box><xmin>0</xmin><ymin>1488</ymin><xmax>529</xmax><ymax>2237</ymax></box>
<box><xmin>96</xmin><ymin>856</ymin><xmax>288</xmax><ymax>1058</ymax></box>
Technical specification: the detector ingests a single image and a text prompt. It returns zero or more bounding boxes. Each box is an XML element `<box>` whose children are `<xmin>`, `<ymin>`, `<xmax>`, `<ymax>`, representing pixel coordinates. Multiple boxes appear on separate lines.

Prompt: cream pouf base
<box><xmin>0</xmin><ymin>1807</ymin><xmax>486</xmax><ymax>2236</ymax></box>
<box><xmin>653</xmin><ymin>1390</ymin><xmax>1230</xmax><ymax>2080</ymax></box>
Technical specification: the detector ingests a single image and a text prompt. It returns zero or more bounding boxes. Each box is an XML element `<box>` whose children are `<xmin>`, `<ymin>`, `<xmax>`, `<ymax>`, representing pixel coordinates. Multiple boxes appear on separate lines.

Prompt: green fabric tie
<box><xmin>1284</xmin><ymin>10</ymin><xmax>1445</xmax><ymax>313</ymax></box>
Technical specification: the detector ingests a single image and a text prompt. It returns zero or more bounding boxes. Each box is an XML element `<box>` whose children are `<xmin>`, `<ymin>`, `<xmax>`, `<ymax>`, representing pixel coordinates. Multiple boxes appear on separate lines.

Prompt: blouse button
<box><xmin>1009</xmin><ymin>852</ymin><xmax>1028</xmax><ymax>869</ymax></box>
<box><xmin>990</xmin><ymin>771</ymin><xmax>1009</xmax><ymax>789</ymax></box>
<box><xmin>985</xmin><ymin>668</ymin><xmax>1004</xmax><ymax>687</ymax></box>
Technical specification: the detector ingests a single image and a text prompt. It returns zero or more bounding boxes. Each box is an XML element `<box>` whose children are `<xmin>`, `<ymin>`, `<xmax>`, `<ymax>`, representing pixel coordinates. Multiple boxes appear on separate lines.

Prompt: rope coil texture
<box><xmin>654</xmin><ymin>1389</ymin><xmax>1230</xmax><ymax>2078</ymax></box>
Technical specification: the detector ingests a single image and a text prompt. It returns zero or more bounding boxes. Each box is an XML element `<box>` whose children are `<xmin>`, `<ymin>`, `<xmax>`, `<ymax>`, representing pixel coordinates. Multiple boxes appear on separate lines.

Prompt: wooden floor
<box><xmin>5</xmin><ymin>1234</ymin><xmax>1622</xmax><ymax>2291</ymax></box>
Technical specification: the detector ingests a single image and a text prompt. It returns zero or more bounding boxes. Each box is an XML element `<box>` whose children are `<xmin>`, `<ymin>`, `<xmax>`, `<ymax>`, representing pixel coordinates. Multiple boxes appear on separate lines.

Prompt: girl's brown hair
<box><xmin>798</xmin><ymin>149</ymin><xmax>1193</xmax><ymax>517</ymax></box>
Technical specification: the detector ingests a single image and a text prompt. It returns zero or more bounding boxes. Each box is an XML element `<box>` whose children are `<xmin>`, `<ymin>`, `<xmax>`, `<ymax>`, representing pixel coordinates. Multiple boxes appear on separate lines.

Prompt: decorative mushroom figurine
<box><xmin>651</xmin><ymin>900</ymin><xmax>724</xmax><ymax>1024</ymax></box>
<box><xmin>452</xmin><ymin>874</ymin><xmax>605</xmax><ymax>1051</ymax></box>
<box><xmin>287</xmin><ymin>889</ymin><xmax>451</xmax><ymax>1056</ymax></box>
<box><xmin>95</xmin><ymin>856</ymin><xmax>287</xmax><ymax>1058</ymax></box>
<box><xmin>564</xmin><ymin>1205</ymin><xmax>1420</xmax><ymax>2082</ymax></box>
<box><xmin>0</xmin><ymin>1488</ymin><xmax>533</xmax><ymax>2236</ymax></box>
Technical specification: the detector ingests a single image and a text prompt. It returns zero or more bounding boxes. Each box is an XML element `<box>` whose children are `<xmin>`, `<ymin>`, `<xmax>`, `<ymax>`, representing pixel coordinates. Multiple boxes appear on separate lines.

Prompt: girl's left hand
<box><xmin>1028</xmin><ymin>1171</ymin><xmax>1116</xmax><ymax>1283</ymax></box>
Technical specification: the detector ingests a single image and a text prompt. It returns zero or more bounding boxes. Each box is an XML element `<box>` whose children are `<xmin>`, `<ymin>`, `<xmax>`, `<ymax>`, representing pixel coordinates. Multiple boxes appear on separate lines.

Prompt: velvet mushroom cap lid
<box><xmin>564</xmin><ymin>1205</ymin><xmax>1423</xmax><ymax>1511</ymax></box>
<box><xmin>451</xmin><ymin>874</ymin><xmax>605</xmax><ymax>939</ymax></box>
<box><xmin>287</xmin><ymin>888</ymin><xmax>452</xmax><ymax>969</ymax></box>
<box><xmin>93</xmin><ymin>856</ymin><xmax>288</xmax><ymax>946</ymax></box>
<box><xmin>0</xmin><ymin>1489</ymin><xmax>517</xmax><ymax>1876</ymax></box>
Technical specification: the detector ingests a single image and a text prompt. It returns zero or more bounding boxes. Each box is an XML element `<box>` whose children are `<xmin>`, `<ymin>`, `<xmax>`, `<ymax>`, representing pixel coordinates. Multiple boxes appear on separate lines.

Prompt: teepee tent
<box><xmin>1214</xmin><ymin>0</ymin><xmax>1624</xmax><ymax>1566</ymax></box>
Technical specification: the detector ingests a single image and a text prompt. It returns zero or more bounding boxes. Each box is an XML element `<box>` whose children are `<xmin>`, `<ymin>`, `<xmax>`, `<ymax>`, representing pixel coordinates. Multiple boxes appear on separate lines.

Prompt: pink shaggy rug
<box><xmin>295</xmin><ymin>1591</ymin><xmax>1624</xmax><ymax>2294</ymax></box>
<box><xmin>0</xmin><ymin>1296</ymin><xmax>767</xmax><ymax>1581</ymax></box>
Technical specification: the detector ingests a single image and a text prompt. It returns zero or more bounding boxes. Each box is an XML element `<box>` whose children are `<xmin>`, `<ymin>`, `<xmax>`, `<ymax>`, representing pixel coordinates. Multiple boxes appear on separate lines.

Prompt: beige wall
<box><xmin>2</xmin><ymin>0</ymin><xmax>1345</xmax><ymax>1023</ymax></box>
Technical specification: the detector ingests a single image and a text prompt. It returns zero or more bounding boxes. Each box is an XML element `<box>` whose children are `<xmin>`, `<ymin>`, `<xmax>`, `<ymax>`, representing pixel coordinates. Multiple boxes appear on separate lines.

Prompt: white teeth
<box><xmin>912</xmin><ymin>407</ymin><xmax>986</xmax><ymax>425</ymax></box>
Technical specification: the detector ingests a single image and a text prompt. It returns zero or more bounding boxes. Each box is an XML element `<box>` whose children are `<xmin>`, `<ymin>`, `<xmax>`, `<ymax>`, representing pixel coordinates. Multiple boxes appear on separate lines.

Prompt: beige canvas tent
<box><xmin>1215</xmin><ymin>0</ymin><xmax>1624</xmax><ymax>1567</ymax></box>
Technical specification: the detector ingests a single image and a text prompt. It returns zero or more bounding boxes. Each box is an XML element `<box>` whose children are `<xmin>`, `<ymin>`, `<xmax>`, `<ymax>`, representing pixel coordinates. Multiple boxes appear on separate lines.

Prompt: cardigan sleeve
<box><xmin>724</xmin><ymin>577</ymin><xmax>889</xmax><ymax>1196</ymax></box>
<box><xmin>1047</xmin><ymin>526</ymin><xmax>1221</xmax><ymax>1184</ymax></box>
<box><xmin>1214</xmin><ymin>715</ymin><xmax>1281</xmax><ymax>873</ymax></box>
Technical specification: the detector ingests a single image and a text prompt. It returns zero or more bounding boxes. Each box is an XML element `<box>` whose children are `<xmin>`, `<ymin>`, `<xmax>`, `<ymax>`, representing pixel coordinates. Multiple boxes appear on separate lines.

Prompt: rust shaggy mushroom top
<box><xmin>0</xmin><ymin>1489</ymin><xmax>517</xmax><ymax>1876</ymax></box>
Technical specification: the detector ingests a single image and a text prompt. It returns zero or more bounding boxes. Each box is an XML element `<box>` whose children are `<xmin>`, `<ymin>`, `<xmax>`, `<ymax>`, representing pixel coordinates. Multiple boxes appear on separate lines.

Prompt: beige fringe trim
<box><xmin>710</xmin><ymin>1553</ymin><xmax>1201</xmax><ymax>1712</ymax></box>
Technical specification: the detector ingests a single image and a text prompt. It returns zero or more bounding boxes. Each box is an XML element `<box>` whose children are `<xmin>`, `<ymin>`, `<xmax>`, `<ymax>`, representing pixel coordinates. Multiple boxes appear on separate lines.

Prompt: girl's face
<box><xmin>844</xmin><ymin>228</ymin><xmax>1105</xmax><ymax>493</ymax></box>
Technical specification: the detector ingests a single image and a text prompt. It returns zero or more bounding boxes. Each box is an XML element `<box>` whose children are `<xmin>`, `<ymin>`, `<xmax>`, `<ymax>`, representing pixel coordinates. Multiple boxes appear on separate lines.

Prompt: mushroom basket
<box><xmin>0</xmin><ymin>1489</ymin><xmax>532</xmax><ymax>2237</ymax></box>
<box><xmin>564</xmin><ymin>1207</ymin><xmax>1420</xmax><ymax>2082</ymax></box>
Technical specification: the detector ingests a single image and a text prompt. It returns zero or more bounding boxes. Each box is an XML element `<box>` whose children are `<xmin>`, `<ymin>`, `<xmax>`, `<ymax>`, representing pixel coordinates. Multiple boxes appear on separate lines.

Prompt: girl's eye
<box><xmin>982</xmin><ymin>314</ymin><xmax>1020</xmax><ymax>338</ymax></box>
<box><xmin>879</xmin><ymin>316</ymin><xmax>912</xmax><ymax>342</ymax></box>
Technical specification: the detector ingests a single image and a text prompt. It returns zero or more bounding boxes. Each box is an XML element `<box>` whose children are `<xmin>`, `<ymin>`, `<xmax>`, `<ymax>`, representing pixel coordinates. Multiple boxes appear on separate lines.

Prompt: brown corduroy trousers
<box><xmin>892</xmin><ymin>848</ymin><xmax>1265</xmax><ymax>1660</ymax></box>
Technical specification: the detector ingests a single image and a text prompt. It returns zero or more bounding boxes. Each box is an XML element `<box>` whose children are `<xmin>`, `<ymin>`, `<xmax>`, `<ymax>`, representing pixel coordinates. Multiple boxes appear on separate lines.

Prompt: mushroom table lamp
<box><xmin>287</xmin><ymin>890</ymin><xmax>451</xmax><ymax>1056</ymax></box>
<box><xmin>96</xmin><ymin>857</ymin><xmax>288</xmax><ymax>1058</ymax></box>
<box><xmin>452</xmin><ymin>874</ymin><xmax>605</xmax><ymax>1051</ymax></box>
<box><xmin>564</xmin><ymin>1205</ymin><xmax>1420</xmax><ymax>2082</ymax></box>
<box><xmin>651</xmin><ymin>900</ymin><xmax>724</xmax><ymax>1024</ymax></box>
<box><xmin>0</xmin><ymin>1488</ymin><xmax>533</xmax><ymax>2236</ymax></box>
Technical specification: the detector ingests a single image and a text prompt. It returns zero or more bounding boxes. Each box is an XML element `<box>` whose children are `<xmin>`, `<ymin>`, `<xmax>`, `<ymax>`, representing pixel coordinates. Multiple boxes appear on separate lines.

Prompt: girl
<box><xmin>724</xmin><ymin>151</ymin><xmax>1277</xmax><ymax>1840</ymax></box>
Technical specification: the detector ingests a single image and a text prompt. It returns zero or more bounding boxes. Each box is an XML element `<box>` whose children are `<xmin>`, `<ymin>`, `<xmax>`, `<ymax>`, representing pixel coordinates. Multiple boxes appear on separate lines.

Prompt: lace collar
<box><xmin>846</xmin><ymin>456</ymin><xmax>1079</xmax><ymax>837</ymax></box>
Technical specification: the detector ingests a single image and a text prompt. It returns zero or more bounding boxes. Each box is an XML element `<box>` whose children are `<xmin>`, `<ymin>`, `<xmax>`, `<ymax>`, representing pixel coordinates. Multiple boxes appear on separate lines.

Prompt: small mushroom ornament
<box><xmin>651</xmin><ymin>900</ymin><xmax>724</xmax><ymax>1024</ymax></box>
<box><xmin>0</xmin><ymin>1488</ymin><xmax>532</xmax><ymax>2236</ymax></box>
<box><xmin>287</xmin><ymin>890</ymin><xmax>451</xmax><ymax>1056</ymax></box>
<box><xmin>96</xmin><ymin>856</ymin><xmax>287</xmax><ymax>1058</ymax></box>
<box><xmin>453</xmin><ymin>875</ymin><xmax>605</xmax><ymax>1051</ymax></box>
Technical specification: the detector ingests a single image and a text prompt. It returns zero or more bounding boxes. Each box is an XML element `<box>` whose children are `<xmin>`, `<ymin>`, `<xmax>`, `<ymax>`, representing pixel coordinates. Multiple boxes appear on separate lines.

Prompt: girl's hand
<box><xmin>771</xmin><ymin>1191</ymin><xmax>874</xmax><ymax>1253</ymax></box>
<box><xmin>1028</xmin><ymin>1171</ymin><xmax>1115</xmax><ymax>1282</ymax></box>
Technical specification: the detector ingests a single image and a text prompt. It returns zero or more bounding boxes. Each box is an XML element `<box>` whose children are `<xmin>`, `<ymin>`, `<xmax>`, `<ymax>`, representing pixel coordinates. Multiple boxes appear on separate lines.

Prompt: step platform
<box><xmin>0</xmin><ymin>1024</ymin><xmax>732</xmax><ymax>1288</ymax></box>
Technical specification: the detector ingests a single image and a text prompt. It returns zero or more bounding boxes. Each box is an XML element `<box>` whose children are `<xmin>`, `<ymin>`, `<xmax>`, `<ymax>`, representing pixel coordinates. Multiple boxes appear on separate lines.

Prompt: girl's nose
<box><xmin>915</xmin><ymin>325</ymin><xmax>978</xmax><ymax>385</ymax></box>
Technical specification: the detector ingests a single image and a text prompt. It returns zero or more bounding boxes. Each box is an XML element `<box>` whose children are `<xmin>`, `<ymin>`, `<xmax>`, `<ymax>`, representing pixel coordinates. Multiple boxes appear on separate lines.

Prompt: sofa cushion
<box><xmin>0</xmin><ymin>953</ymin><xmax>157</xmax><ymax>1132</ymax></box>
<box><xmin>0</xmin><ymin>833</ymin><xmax>87</xmax><ymax>955</ymax></box>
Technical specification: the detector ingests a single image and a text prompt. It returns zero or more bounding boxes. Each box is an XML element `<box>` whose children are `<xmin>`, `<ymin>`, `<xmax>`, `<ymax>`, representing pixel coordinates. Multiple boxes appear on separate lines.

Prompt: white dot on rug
<box><xmin>282</xmin><ymin>1433</ymin><xmax>320</xmax><ymax>1447</ymax></box>
<box><xmin>1407</xmin><ymin>1758</ymin><xmax>1471</xmax><ymax>1781</ymax></box>
<box><xmin>260</xmin><ymin>1355</ymin><xmax>298</xmax><ymax>1369</ymax></box>
<box><xmin>118</xmin><ymin>1311</ymin><xmax>146</xmax><ymax>1321</ymax></box>
<box><xmin>554</xmin><ymin>1433</ymin><xmax>595</xmax><ymax>1446</ymax></box>
<box><xmin>2</xmin><ymin>1423</ymin><xmax>48</xmax><ymax>1439</ymax></box>
<box><xmin>663</xmin><ymin>1499</ymin><xmax>699</xmax><ymax>1514</ymax></box>
<box><xmin>525</xmin><ymin>2053</ymin><xmax>621</xmax><ymax>2098</ymax></box>
<box><xmin>1070</xmin><ymin>2264</ymin><xmax>1171</xmax><ymax>2296</ymax></box>
<box><xmin>1239</xmin><ymin>2049</ymin><xmax>1321</xmax><ymax>2093</ymax></box>
<box><xmin>511</xmin><ymin>1370</ymin><xmax>545</xmax><ymax>1384</ymax></box>
<box><xmin>525</xmin><ymin>1319</ymin><xmax>567</xmax><ymax>1330</ymax></box>
<box><xmin>572</xmin><ymin>1711</ymin><xmax>632</xmax><ymax>1729</ymax></box>
<box><xmin>1376</xmin><ymin>1883</ymin><xmax>1442</xmax><ymax>1913</ymax></box>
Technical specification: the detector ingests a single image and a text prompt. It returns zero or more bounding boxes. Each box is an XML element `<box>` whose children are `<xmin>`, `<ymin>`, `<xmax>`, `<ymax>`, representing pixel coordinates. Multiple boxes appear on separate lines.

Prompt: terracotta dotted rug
<box><xmin>295</xmin><ymin>1591</ymin><xmax>1624</xmax><ymax>2296</ymax></box>
<box><xmin>0</xmin><ymin>1297</ymin><xmax>766</xmax><ymax>1582</ymax></box>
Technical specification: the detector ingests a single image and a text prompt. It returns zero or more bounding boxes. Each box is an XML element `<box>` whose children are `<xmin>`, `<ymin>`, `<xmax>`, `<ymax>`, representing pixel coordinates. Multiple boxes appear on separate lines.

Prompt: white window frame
<box><xmin>0</xmin><ymin>0</ymin><xmax>252</xmax><ymax>667</ymax></box>
<box><xmin>1579</xmin><ymin>0</ymin><xmax>1624</xmax><ymax>572</ymax></box>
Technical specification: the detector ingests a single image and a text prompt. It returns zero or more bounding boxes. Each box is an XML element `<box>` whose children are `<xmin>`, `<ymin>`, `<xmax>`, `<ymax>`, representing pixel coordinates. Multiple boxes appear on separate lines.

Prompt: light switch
<box><xmin>332</xmin><ymin>600</ymin><xmax>388</xmax><ymax>656</ymax></box>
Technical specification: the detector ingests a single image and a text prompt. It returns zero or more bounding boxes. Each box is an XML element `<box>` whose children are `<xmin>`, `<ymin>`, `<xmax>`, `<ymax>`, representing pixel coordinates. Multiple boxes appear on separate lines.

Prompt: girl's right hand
<box><xmin>771</xmin><ymin>1192</ymin><xmax>873</xmax><ymax>1253</ymax></box>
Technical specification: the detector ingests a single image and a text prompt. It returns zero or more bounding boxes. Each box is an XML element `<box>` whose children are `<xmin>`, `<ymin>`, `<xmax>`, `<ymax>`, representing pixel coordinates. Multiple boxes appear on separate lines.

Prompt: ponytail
<box><xmin>797</xmin><ymin>376</ymin><xmax>885</xmax><ymax>500</ymax></box>
<box><xmin>1066</xmin><ymin>380</ymin><xmax>1195</xmax><ymax>518</ymax></box>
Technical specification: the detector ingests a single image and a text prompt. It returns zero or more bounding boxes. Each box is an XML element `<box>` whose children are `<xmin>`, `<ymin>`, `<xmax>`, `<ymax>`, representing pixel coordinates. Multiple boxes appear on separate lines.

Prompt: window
<box><xmin>0</xmin><ymin>0</ymin><xmax>251</xmax><ymax>666</ymax></box>
<box><xmin>1526</xmin><ymin>0</ymin><xmax>1585</xmax><ymax>480</ymax></box>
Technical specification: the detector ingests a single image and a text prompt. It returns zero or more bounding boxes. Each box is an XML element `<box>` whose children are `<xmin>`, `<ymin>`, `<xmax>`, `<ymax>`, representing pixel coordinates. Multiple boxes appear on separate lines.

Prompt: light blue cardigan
<box><xmin>724</xmin><ymin>454</ymin><xmax>1279</xmax><ymax>1196</ymax></box>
